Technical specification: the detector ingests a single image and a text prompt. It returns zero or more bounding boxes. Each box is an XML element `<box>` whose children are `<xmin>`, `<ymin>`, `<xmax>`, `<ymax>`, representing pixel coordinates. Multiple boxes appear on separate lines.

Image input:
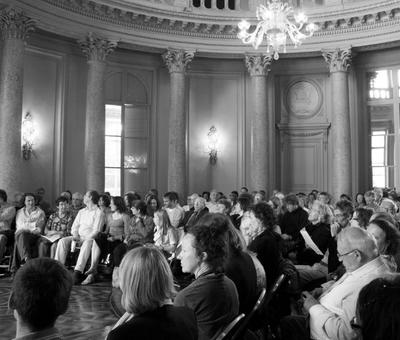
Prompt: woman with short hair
<box><xmin>175</xmin><ymin>223</ymin><xmax>239</xmax><ymax>340</ymax></box>
<box><xmin>107</xmin><ymin>246</ymin><xmax>198</xmax><ymax>340</ymax></box>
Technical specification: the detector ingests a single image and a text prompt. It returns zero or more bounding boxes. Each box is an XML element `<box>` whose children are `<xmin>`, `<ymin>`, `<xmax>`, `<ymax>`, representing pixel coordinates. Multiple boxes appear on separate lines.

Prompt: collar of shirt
<box><xmin>13</xmin><ymin>327</ymin><xmax>62</xmax><ymax>340</ymax></box>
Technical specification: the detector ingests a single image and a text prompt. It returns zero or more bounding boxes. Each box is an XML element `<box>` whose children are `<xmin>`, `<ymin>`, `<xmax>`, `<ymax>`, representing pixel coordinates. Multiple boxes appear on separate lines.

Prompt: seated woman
<box><xmin>146</xmin><ymin>194</ymin><xmax>160</xmax><ymax>217</ymax></box>
<box><xmin>355</xmin><ymin>274</ymin><xmax>400</xmax><ymax>340</ymax></box>
<box><xmin>200</xmin><ymin>213</ymin><xmax>260</xmax><ymax>315</ymax></box>
<box><xmin>107</xmin><ymin>246</ymin><xmax>198</xmax><ymax>340</ymax></box>
<box><xmin>153</xmin><ymin>210</ymin><xmax>177</xmax><ymax>256</ymax></box>
<box><xmin>38</xmin><ymin>196</ymin><xmax>73</xmax><ymax>258</ymax></box>
<box><xmin>11</xmin><ymin>193</ymin><xmax>46</xmax><ymax>273</ymax></box>
<box><xmin>246</xmin><ymin>202</ymin><xmax>281</xmax><ymax>289</ymax></box>
<box><xmin>98</xmin><ymin>194</ymin><xmax>112</xmax><ymax>230</ymax></box>
<box><xmin>93</xmin><ymin>196</ymin><xmax>129</xmax><ymax>286</ymax></box>
<box><xmin>112</xmin><ymin>201</ymin><xmax>154</xmax><ymax>287</ymax></box>
<box><xmin>367</xmin><ymin>219</ymin><xmax>400</xmax><ymax>271</ymax></box>
<box><xmin>296</xmin><ymin>201</ymin><xmax>332</xmax><ymax>266</ymax></box>
<box><xmin>174</xmin><ymin>222</ymin><xmax>239</xmax><ymax>340</ymax></box>
<box><xmin>352</xmin><ymin>207</ymin><xmax>373</xmax><ymax>229</ymax></box>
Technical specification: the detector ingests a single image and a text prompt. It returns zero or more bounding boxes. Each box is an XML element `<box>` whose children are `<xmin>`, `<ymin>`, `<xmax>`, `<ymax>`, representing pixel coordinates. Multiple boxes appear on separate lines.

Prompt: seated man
<box><xmin>11</xmin><ymin>193</ymin><xmax>46</xmax><ymax>273</ymax></box>
<box><xmin>0</xmin><ymin>189</ymin><xmax>16</xmax><ymax>263</ymax></box>
<box><xmin>185</xmin><ymin>197</ymin><xmax>209</xmax><ymax>231</ymax></box>
<box><xmin>55</xmin><ymin>190</ymin><xmax>104</xmax><ymax>284</ymax></box>
<box><xmin>9</xmin><ymin>257</ymin><xmax>72</xmax><ymax>339</ymax></box>
<box><xmin>163</xmin><ymin>191</ymin><xmax>185</xmax><ymax>238</ymax></box>
<box><xmin>281</xmin><ymin>227</ymin><xmax>391</xmax><ymax>340</ymax></box>
<box><xmin>70</xmin><ymin>192</ymin><xmax>84</xmax><ymax>220</ymax></box>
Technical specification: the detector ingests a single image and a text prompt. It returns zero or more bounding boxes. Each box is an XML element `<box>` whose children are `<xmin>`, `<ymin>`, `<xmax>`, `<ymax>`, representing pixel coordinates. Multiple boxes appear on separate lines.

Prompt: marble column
<box><xmin>322</xmin><ymin>48</ymin><xmax>352</xmax><ymax>201</ymax></box>
<box><xmin>79</xmin><ymin>33</ymin><xmax>116</xmax><ymax>192</ymax></box>
<box><xmin>0</xmin><ymin>8</ymin><xmax>34</xmax><ymax>195</ymax></box>
<box><xmin>245</xmin><ymin>54</ymin><xmax>273</xmax><ymax>191</ymax></box>
<box><xmin>162</xmin><ymin>48</ymin><xmax>194</xmax><ymax>201</ymax></box>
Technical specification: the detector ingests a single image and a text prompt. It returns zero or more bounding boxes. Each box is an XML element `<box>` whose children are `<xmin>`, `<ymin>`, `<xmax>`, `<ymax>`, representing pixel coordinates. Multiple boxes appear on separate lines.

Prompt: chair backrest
<box><xmin>215</xmin><ymin>313</ymin><xmax>246</xmax><ymax>340</ymax></box>
<box><xmin>231</xmin><ymin>274</ymin><xmax>287</xmax><ymax>340</ymax></box>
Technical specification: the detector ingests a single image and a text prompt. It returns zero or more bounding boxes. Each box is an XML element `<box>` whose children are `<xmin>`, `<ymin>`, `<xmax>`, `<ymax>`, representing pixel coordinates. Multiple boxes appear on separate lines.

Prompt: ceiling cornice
<box><xmin>2</xmin><ymin>0</ymin><xmax>400</xmax><ymax>57</ymax></box>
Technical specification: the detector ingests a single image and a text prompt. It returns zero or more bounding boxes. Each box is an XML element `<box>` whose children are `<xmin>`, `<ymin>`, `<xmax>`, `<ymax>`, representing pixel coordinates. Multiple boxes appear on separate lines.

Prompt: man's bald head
<box><xmin>337</xmin><ymin>227</ymin><xmax>378</xmax><ymax>272</ymax></box>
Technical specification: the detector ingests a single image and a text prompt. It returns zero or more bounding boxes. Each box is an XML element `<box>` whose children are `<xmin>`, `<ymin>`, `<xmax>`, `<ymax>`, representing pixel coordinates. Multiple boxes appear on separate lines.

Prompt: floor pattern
<box><xmin>0</xmin><ymin>276</ymin><xmax>118</xmax><ymax>340</ymax></box>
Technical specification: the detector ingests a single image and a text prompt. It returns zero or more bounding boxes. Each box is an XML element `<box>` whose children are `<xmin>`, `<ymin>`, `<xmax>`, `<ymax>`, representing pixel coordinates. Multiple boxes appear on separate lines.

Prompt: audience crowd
<box><xmin>2</xmin><ymin>185</ymin><xmax>400</xmax><ymax>340</ymax></box>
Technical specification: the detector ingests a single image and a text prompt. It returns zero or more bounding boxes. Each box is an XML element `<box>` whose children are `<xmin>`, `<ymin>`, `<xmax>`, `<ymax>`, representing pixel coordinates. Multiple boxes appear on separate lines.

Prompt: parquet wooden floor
<box><xmin>0</xmin><ymin>276</ymin><xmax>118</xmax><ymax>340</ymax></box>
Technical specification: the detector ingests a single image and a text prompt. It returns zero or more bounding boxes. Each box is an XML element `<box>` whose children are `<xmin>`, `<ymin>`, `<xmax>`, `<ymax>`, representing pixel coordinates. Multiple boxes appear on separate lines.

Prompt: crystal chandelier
<box><xmin>237</xmin><ymin>0</ymin><xmax>317</xmax><ymax>60</ymax></box>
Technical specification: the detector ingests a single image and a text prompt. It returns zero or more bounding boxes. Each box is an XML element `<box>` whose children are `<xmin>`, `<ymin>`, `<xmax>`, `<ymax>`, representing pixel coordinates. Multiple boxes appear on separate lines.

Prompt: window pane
<box><xmin>105</xmin><ymin>105</ymin><xmax>122</xmax><ymax>136</ymax></box>
<box><xmin>372</xmin><ymin>166</ymin><xmax>385</xmax><ymax>177</ymax></box>
<box><xmin>105</xmin><ymin>136</ymin><xmax>121</xmax><ymax>167</ymax></box>
<box><xmin>124</xmin><ymin>169</ymin><xmax>148</xmax><ymax>196</ymax></box>
<box><xmin>124</xmin><ymin>139</ymin><xmax>148</xmax><ymax>168</ymax></box>
<box><xmin>368</xmin><ymin>70</ymin><xmax>392</xmax><ymax>99</ymax></box>
<box><xmin>105</xmin><ymin>168</ymin><xmax>121</xmax><ymax>196</ymax></box>
<box><xmin>124</xmin><ymin>106</ymin><xmax>148</xmax><ymax>138</ymax></box>
<box><xmin>371</xmin><ymin>135</ymin><xmax>384</xmax><ymax>147</ymax></box>
<box><xmin>371</xmin><ymin>149</ymin><xmax>384</xmax><ymax>166</ymax></box>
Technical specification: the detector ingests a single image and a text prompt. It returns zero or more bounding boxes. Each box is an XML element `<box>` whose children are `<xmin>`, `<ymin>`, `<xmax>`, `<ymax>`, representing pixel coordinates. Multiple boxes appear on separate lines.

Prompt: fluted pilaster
<box><xmin>162</xmin><ymin>48</ymin><xmax>194</xmax><ymax>201</ymax></box>
<box><xmin>0</xmin><ymin>8</ymin><xmax>35</xmax><ymax>196</ymax></box>
<box><xmin>322</xmin><ymin>48</ymin><xmax>352</xmax><ymax>201</ymax></box>
<box><xmin>79</xmin><ymin>33</ymin><xmax>116</xmax><ymax>192</ymax></box>
<box><xmin>245</xmin><ymin>54</ymin><xmax>273</xmax><ymax>192</ymax></box>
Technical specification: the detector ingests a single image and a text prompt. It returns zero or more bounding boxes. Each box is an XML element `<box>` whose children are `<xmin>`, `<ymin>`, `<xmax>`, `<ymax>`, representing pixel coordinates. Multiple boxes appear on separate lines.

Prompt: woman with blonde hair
<box><xmin>153</xmin><ymin>209</ymin><xmax>177</xmax><ymax>255</ymax></box>
<box><xmin>107</xmin><ymin>245</ymin><xmax>197</xmax><ymax>340</ymax></box>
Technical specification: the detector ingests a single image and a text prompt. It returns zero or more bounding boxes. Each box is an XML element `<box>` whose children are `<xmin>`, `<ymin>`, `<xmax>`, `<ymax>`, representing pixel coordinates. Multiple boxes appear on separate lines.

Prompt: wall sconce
<box><xmin>21</xmin><ymin>112</ymin><xmax>35</xmax><ymax>160</ymax></box>
<box><xmin>207</xmin><ymin>125</ymin><xmax>218</xmax><ymax>165</ymax></box>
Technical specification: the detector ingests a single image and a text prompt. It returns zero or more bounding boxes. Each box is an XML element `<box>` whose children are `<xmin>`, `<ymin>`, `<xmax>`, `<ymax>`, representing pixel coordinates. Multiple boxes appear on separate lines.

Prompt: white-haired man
<box><xmin>281</xmin><ymin>226</ymin><xmax>391</xmax><ymax>340</ymax></box>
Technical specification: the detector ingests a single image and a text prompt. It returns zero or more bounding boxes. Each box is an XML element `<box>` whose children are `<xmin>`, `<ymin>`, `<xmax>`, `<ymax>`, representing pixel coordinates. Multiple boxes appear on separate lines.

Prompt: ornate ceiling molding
<box><xmin>5</xmin><ymin>0</ymin><xmax>400</xmax><ymax>56</ymax></box>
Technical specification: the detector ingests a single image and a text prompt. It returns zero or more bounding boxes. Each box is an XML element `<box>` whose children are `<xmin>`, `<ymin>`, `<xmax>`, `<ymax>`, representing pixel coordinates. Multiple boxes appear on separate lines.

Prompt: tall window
<box><xmin>105</xmin><ymin>104</ymin><xmax>149</xmax><ymax>196</ymax></box>
<box><xmin>367</xmin><ymin>68</ymin><xmax>400</xmax><ymax>188</ymax></box>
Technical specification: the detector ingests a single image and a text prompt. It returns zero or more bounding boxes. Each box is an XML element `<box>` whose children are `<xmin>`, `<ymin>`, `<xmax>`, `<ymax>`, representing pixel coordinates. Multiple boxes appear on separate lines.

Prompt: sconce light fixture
<box><xmin>21</xmin><ymin>112</ymin><xmax>35</xmax><ymax>160</ymax></box>
<box><xmin>207</xmin><ymin>126</ymin><xmax>218</xmax><ymax>165</ymax></box>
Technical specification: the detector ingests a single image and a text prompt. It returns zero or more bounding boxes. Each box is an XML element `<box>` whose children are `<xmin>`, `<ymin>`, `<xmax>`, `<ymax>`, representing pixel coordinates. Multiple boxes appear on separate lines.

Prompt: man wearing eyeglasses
<box><xmin>281</xmin><ymin>227</ymin><xmax>391</xmax><ymax>340</ymax></box>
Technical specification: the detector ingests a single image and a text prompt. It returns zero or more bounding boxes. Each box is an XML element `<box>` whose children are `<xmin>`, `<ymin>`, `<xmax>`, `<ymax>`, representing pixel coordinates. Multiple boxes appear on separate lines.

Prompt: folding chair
<box><xmin>215</xmin><ymin>313</ymin><xmax>245</xmax><ymax>340</ymax></box>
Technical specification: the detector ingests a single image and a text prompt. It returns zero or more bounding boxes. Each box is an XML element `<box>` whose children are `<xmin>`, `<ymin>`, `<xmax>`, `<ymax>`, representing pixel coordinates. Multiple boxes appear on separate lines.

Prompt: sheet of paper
<box><xmin>300</xmin><ymin>228</ymin><xmax>323</xmax><ymax>256</ymax></box>
<box><xmin>42</xmin><ymin>234</ymin><xmax>62</xmax><ymax>243</ymax></box>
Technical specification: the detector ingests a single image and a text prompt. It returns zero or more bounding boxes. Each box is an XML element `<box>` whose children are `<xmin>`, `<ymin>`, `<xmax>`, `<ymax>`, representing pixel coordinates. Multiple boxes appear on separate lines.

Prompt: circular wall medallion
<box><xmin>285</xmin><ymin>80</ymin><xmax>322</xmax><ymax>118</ymax></box>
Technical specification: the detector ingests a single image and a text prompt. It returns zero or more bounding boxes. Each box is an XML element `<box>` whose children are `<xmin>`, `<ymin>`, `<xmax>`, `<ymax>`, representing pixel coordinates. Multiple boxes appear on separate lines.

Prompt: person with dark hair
<box><xmin>146</xmin><ymin>194</ymin><xmax>161</xmax><ymax>217</ymax></box>
<box><xmin>0</xmin><ymin>189</ymin><xmax>16</xmax><ymax>263</ymax></box>
<box><xmin>96</xmin><ymin>196</ymin><xmax>130</xmax><ymax>287</ymax></box>
<box><xmin>175</xmin><ymin>223</ymin><xmax>239</xmax><ymax>340</ymax></box>
<box><xmin>124</xmin><ymin>192</ymin><xmax>141</xmax><ymax>215</ymax></box>
<box><xmin>231</xmin><ymin>193</ymin><xmax>252</xmax><ymax>229</ymax></box>
<box><xmin>351</xmin><ymin>207</ymin><xmax>373</xmax><ymax>229</ymax></box>
<box><xmin>38</xmin><ymin>196</ymin><xmax>74</xmax><ymax>258</ymax></box>
<box><xmin>9</xmin><ymin>257</ymin><xmax>73</xmax><ymax>339</ymax></box>
<box><xmin>35</xmin><ymin>187</ymin><xmax>52</xmax><ymax>218</ymax></box>
<box><xmin>367</xmin><ymin>218</ymin><xmax>400</xmax><ymax>271</ymax></box>
<box><xmin>354</xmin><ymin>192</ymin><xmax>366</xmax><ymax>208</ymax></box>
<box><xmin>107</xmin><ymin>246</ymin><xmax>198</xmax><ymax>340</ymax></box>
<box><xmin>280</xmin><ymin>194</ymin><xmax>309</xmax><ymax>254</ymax></box>
<box><xmin>355</xmin><ymin>274</ymin><xmax>400</xmax><ymax>340</ymax></box>
<box><xmin>11</xmin><ymin>193</ymin><xmax>46</xmax><ymax>273</ymax></box>
<box><xmin>229</xmin><ymin>190</ymin><xmax>240</xmax><ymax>216</ymax></box>
<box><xmin>246</xmin><ymin>202</ymin><xmax>281</xmax><ymax>289</ymax></box>
<box><xmin>200</xmin><ymin>213</ymin><xmax>259</xmax><ymax>315</ymax></box>
<box><xmin>340</xmin><ymin>193</ymin><xmax>352</xmax><ymax>202</ymax></box>
<box><xmin>99</xmin><ymin>194</ymin><xmax>111</xmax><ymax>216</ymax></box>
<box><xmin>202</xmin><ymin>191</ymin><xmax>210</xmax><ymax>202</ymax></box>
<box><xmin>240</xmin><ymin>186</ymin><xmax>249</xmax><ymax>194</ymax></box>
<box><xmin>55</xmin><ymin>190</ymin><xmax>105</xmax><ymax>285</ymax></box>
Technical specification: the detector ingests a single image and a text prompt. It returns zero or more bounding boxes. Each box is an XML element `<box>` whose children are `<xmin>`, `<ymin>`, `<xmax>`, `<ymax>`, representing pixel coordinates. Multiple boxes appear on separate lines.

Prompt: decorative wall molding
<box><xmin>7</xmin><ymin>0</ymin><xmax>400</xmax><ymax>55</ymax></box>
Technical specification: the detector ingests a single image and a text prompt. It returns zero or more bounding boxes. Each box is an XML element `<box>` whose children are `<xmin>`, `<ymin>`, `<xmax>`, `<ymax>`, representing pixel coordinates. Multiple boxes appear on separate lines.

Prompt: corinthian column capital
<box><xmin>162</xmin><ymin>48</ymin><xmax>195</xmax><ymax>73</ymax></box>
<box><xmin>322</xmin><ymin>48</ymin><xmax>352</xmax><ymax>73</ymax></box>
<box><xmin>0</xmin><ymin>7</ymin><xmax>35</xmax><ymax>40</ymax></box>
<box><xmin>78</xmin><ymin>33</ymin><xmax>117</xmax><ymax>62</ymax></box>
<box><xmin>245</xmin><ymin>54</ymin><xmax>273</xmax><ymax>76</ymax></box>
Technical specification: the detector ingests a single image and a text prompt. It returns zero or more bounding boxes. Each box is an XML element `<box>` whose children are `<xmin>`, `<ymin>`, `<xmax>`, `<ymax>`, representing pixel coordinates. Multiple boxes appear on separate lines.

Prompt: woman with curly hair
<box><xmin>246</xmin><ymin>202</ymin><xmax>281</xmax><ymax>289</ymax></box>
<box><xmin>174</xmin><ymin>222</ymin><xmax>239</xmax><ymax>340</ymax></box>
<box><xmin>367</xmin><ymin>218</ymin><xmax>400</xmax><ymax>271</ymax></box>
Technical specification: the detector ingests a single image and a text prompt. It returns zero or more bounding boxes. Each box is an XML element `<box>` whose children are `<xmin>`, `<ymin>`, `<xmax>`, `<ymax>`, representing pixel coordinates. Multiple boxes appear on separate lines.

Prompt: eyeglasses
<box><xmin>350</xmin><ymin>316</ymin><xmax>361</xmax><ymax>329</ymax></box>
<box><xmin>337</xmin><ymin>249</ymin><xmax>358</xmax><ymax>259</ymax></box>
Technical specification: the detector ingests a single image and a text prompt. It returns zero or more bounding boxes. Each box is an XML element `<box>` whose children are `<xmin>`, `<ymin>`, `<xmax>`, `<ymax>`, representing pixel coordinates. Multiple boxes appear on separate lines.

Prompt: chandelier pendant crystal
<box><xmin>238</xmin><ymin>0</ymin><xmax>317</xmax><ymax>60</ymax></box>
